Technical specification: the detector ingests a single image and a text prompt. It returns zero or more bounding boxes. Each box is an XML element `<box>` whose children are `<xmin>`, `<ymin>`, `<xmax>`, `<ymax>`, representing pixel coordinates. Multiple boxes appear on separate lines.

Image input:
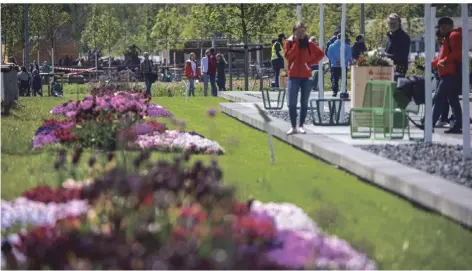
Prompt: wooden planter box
<box><xmin>280</xmin><ymin>76</ymin><xmax>288</xmax><ymax>88</ymax></box>
<box><xmin>350</xmin><ymin>66</ymin><xmax>394</xmax><ymax>108</ymax></box>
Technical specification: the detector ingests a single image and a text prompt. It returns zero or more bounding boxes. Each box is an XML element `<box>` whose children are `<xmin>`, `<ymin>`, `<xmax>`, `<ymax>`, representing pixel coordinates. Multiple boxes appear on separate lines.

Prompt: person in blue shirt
<box><xmin>325</xmin><ymin>29</ymin><xmax>340</xmax><ymax>92</ymax></box>
<box><xmin>327</xmin><ymin>34</ymin><xmax>352</xmax><ymax>97</ymax></box>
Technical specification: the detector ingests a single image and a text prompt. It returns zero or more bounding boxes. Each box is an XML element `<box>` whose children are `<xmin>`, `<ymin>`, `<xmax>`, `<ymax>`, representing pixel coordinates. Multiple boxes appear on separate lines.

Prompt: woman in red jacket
<box><xmin>284</xmin><ymin>21</ymin><xmax>325</xmax><ymax>135</ymax></box>
<box><xmin>184</xmin><ymin>53</ymin><xmax>201</xmax><ymax>97</ymax></box>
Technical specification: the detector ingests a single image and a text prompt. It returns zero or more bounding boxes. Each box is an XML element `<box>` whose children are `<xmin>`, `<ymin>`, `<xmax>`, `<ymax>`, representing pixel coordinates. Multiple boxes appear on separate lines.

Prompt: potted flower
<box><xmin>351</xmin><ymin>52</ymin><xmax>394</xmax><ymax>108</ymax></box>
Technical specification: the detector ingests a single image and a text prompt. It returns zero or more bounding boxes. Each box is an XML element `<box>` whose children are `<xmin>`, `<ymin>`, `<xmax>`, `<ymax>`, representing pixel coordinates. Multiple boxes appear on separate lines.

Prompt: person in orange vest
<box><xmin>184</xmin><ymin>53</ymin><xmax>201</xmax><ymax>97</ymax></box>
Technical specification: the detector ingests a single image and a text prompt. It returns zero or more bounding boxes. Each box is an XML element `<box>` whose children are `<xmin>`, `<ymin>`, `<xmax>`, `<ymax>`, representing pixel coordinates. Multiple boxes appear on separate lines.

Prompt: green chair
<box><xmin>350</xmin><ymin>80</ymin><xmax>407</xmax><ymax>140</ymax></box>
<box><xmin>261</xmin><ymin>87</ymin><xmax>286</xmax><ymax>110</ymax></box>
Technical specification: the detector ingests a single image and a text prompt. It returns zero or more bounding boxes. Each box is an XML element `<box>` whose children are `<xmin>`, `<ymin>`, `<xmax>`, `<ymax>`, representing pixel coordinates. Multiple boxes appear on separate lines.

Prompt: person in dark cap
<box><xmin>382</xmin><ymin>13</ymin><xmax>411</xmax><ymax>80</ymax></box>
<box><xmin>271</xmin><ymin>33</ymin><xmax>286</xmax><ymax>87</ymax></box>
<box><xmin>430</xmin><ymin>16</ymin><xmax>463</xmax><ymax>134</ymax></box>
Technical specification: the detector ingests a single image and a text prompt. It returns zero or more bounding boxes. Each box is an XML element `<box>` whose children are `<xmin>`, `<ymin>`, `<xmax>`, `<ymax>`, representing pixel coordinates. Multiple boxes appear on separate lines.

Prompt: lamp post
<box><xmin>461</xmin><ymin>3</ymin><xmax>471</xmax><ymax>159</ymax></box>
<box><xmin>296</xmin><ymin>4</ymin><xmax>302</xmax><ymax>21</ymax></box>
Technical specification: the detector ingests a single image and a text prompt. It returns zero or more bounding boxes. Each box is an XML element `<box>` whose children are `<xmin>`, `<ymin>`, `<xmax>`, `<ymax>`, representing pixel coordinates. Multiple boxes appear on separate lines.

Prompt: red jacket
<box><xmin>184</xmin><ymin>59</ymin><xmax>201</xmax><ymax>79</ymax></box>
<box><xmin>432</xmin><ymin>28</ymin><xmax>462</xmax><ymax>77</ymax></box>
<box><xmin>208</xmin><ymin>54</ymin><xmax>217</xmax><ymax>75</ymax></box>
<box><xmin>284</xmin><ymin>36</ymin><xmax>325</xmax><ymax>78</ymax></box>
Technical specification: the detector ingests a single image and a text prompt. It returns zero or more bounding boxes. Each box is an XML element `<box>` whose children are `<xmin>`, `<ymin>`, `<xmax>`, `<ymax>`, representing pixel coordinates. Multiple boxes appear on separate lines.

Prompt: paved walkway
<box><xmin>219</xmin><ymin>91</ymin><xmax>472</xmax><ymax>147</ymax></box>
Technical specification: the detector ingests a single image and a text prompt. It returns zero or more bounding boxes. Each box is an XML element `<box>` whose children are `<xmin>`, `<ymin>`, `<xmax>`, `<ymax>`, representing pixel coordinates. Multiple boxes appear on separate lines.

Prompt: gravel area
<box><xmin>268</xmin><ymin>110</ymin><xmax>350</xmax><ymax>125</ymax></box>
<box><xmin>359</xmin><ymin>143</ymin><xmax>472</xmax><ymax>188</ymax></box>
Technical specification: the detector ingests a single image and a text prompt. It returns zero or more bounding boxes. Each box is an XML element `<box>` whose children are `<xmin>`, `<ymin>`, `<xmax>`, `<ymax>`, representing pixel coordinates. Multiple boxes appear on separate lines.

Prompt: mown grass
<box><xmin>1</xmin><ymin>85</ymin><xmax>471</xmax><ymax>269</ymax></box>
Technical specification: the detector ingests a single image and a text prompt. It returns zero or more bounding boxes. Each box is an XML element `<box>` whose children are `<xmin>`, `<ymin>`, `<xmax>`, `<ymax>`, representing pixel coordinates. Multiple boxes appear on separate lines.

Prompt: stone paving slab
<box><xmin>219</xmin><ymin>101</ymin><xmax>472</xmax><ymax>228</ymax></box>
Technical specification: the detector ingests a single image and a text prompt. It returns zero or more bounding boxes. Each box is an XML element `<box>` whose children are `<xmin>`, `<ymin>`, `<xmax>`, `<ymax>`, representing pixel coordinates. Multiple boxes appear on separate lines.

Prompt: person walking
<box><xmin>208</xmin><ymin>48</ymin><xmax>218</xmax><ymax>97</ymax></box>
<box><xmin>352</xmin><ymin>34</ymin><xmax>367</xmax><ymax>61</ymax></box>
<box><xmin>327</xmin><ymin>34</ymin><xmax>352</xmax><ymax>97</ymax></box>
<box><xmin>271</xmin><ymin>33</ymin><xmax>286</xmax><ymax>88</ymax></box>
<box><xmin>382</xmin><ymin>13</ymin><xmax>411</xmax><ymax>80</ymax></box>
<box><xmin>285</xmin><ymin>21</ymin><xmax>325</xmax><ymax>135</ymax></box>
<box><xmin>31</xmin><ymin>69</ymin><xmax>43</xmax><ymax>97</ymax></box>
<box><xmin>430</xmin><ymin>17</ymin><xmax>463</xmax><ymax>134</ymax></box>
<box><xmin>201</xmin><ymin>50</ymin><xmax>209</xmax><ymax>96</ymax></box>
<box><xmin>184</xmin><ymin>52</ymin><xmax>201</xmax><ymax>97</ymax></box>
<box><xmin>216</xmin><ymin>53</ymin><xmax>227</xmax><ymax>92</ymax></box>
<box><xmin>325</xmin><ymin>29</ymin><xmax>340</xmax><ymax>90</ymax></box>
<box><xmin>140</xmin><ymin>52</ymin><xmax>155</xmax><ymax>96</ymax></box>
<box><xmin>17</xmin><ymin>66</ymin><xmax>31</xmax><ymax>96</ymax></box>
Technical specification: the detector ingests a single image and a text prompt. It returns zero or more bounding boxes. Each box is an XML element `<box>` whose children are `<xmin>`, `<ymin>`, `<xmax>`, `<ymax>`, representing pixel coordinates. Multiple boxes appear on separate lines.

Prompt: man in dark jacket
<box><xmin>208</xmin><ymin>48</ymin><xmax>218</xmax><ymax>97</ymax></box>
<box><xmin>431</xmin><ymin>17</ymin><xmax>463</xmax><ymax>134</ymax></box>
<box><xmin>352</xmin><ymin>34</ymin><xmax>367</xmax><ymax>61</ymax></box>
<box><xmin>383</xmin><ymin>14</ymin><xmax>411</xmax><ymax>79</ymax></box>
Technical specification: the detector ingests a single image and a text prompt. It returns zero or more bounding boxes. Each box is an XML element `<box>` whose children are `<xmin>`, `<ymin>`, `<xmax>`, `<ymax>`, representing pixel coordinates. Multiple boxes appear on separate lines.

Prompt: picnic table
<box><xmin>309</xmin><ymin>97</ymin><xmax>351</xmax><ymax>126</ymax></box>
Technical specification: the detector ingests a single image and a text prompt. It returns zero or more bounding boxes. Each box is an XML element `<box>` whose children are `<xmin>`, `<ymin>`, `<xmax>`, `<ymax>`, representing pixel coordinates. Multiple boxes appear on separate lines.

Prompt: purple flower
<box><xmin>134</xmin><ymin>123</ymin><xmax>153</xmax><ymax>135</ymax></box>
<box><xmin>266</xmin><ymin>230</ymin><xmax>317</xmax><ymax>269</ymax></box>
<box><xmin>147</xmin><ymin>103</ymin><xmax>173</xmax><ymax>118</ymax></box>
<box><xmin>207</xmin><ymin>108</ymin><xmax>217</xmax><ymax>117</ymax></box>
<box><xmin>33</xmin><ymin>134</ymin><xmax>58</xmax><ymax>149</ymax></box>
<box><xmin>79</xmin><ymin>100</ymin><xmax>93</xmax><ymax>110</ymax></box>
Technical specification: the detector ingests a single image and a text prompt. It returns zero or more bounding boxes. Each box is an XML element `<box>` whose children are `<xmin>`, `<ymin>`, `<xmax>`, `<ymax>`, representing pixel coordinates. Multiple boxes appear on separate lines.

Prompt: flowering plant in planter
<box><xmin>356</xmin><ymin>52</ymin><xmax>393</xmax><ymax>67</ymax></box>
<box><xmin>1</xmin><ymin>149</ymin><xmax>375</xmax><ymax>270</ymax></box>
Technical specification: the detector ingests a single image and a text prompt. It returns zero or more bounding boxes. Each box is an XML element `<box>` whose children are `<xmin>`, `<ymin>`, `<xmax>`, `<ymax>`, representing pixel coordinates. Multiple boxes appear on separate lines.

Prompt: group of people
<box><xmin>140</xmin><ymin>48</ymin><xmax>227</xmax><ymax>97</ymax></box>
<box><xmin>269</xmin><ymin>13</ymin><xmax>466</xmax><ymax>135</ymax></box>
<box><xmin>14</xmin><ymin>59</ymin><xmax>55</xmax><ymax>97</ymax></box>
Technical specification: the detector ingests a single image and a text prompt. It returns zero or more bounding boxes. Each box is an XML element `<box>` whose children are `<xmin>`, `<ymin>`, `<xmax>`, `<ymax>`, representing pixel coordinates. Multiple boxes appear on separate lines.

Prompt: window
<box><xmin>410</xmin><ymin>42</ymin><xmax>416</xmax><ymax>53</ymax></box>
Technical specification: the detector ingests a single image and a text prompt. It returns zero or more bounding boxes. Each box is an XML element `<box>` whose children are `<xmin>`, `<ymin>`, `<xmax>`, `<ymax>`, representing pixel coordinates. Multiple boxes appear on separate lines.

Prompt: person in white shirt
<box><xmin>201</xmin><ymin>50</ymin><xmax>210</xmax><ymax>97</ymax></box>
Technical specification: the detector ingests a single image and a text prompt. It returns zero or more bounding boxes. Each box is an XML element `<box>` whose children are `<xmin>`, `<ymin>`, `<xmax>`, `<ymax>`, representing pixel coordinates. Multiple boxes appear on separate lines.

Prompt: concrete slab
<box><xmin>219</xmin><ymin>101</ymin><xmax>472</xmax><ymax>228</ymax></box>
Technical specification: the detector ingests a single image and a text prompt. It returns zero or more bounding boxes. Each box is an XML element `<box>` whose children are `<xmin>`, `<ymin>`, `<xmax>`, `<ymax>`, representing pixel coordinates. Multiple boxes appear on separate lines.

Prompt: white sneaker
<box><xmin>286</xmin><ymin>128</ymin><xmax>297</xmax><ymax>135</ymax></box>
<box><xmin>435</xmin><ymin>121</ymin><xmax>449</xmax><ymax>128</ymax></box>
<box><xmin>297</xmin><ymin>127</ymin><xmax>306</xmax><ymax>134</ymax></box>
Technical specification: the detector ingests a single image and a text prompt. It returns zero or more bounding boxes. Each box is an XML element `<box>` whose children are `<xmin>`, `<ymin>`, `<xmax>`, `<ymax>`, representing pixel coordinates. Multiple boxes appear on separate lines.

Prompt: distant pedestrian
<box><xmin>382</xmin><ymin>13</ymin><xmax>411</xmax><ymax>80</ymax></box>
<box><xmin>309</xmin><ymin>36</ymin><xmax>320</xmax><ymax>91</ymax></box>
<box><xmin>327</xmin><ymin>34</ymin><xmax>352</xmax><ymax>97</ymax></box>
<box><xmin>184</xmin><ymin>52</ymin><xmax>200</xmax><ymax>97</ymax></box>
<box><xmin>216</xmin><ymin>53</ymin><xmax>227</xmax><ymax>92</ymax></box>
<box><xmin>201</xmin><ymin>50</ymin><xmax>209</xmax><ymax>96</ymax></box>
<box><xmin>285</xmin><ymin>21</ymin><xmax>325</xmax><ymax>135</ymax></box>
<box><xmin>17</xmin><ymin>66</ymin><xmax>31</xmax><ymax>96</ymax></box>
<box><xmin>140</xmin><ymin>52</ymin><xmax>155</xmax><ymax>96</ymax></box>
<box><xmin>31</xmin><ymin>69</ymin><xmax>43</xmax><ymax>97</ymax></box>
<box><xmin>352</xmin><ymin>34</ymin><xmax>367</xmax><ymax>61</ymax></box>
<box><xmin>208</xmin><ymin>48</ymin><xmax>218</xmax><ymax>97</ymax></box>
<box><xmin>431</xmin><ymin>17</ymin><xmax>463</xmax><ymax>134</ymax></box>
<box><xmin>271</xmin><ymin>33</ymin><xmax>286</xmax><ymax>88</ymax></box>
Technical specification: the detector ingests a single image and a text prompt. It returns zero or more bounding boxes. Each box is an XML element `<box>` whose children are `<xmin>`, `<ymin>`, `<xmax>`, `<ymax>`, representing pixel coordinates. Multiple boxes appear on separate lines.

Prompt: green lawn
<box><xmin>1</xmin><ymin>86</ymin><xmax>472</xmax><ymax>269</ymax></box>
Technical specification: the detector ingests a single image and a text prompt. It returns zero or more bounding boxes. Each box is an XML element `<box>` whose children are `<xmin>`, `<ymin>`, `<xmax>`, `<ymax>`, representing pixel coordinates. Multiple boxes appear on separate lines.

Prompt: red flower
<box><xmin>232</xmin><ymin>201</ymin><xmax>249</xmax><ymax>216</ymax></box>
<box><xmin>142</xmin><ymin>193</ymin><xmax>153</xmax><ymax>205</ymax></box>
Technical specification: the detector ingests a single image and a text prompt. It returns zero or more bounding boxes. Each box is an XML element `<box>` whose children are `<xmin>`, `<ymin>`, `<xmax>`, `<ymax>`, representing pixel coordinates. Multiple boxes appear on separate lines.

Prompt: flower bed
<box><xmin>33</xmin><ymin>88</ymin><xmax>223</xmax><ymax>154</ymax></box>
<box><xmin>1</xmin><ymin>151</ymin><xmax>375</xmax><ymax>270</ymax></box>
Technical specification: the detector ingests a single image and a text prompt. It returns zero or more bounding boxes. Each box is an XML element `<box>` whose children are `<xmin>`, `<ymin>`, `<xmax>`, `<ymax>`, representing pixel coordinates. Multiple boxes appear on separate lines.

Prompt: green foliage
<box><xmin>212</xmin><ymin>4</ymin><xmax>278</xmax><ymax>43</ymax></box>
<box><xmin>1</xmin><ymin>4</ymin><xmax>24</xmax><ymax>56</ymax></box>
<box><xmin>151</xmin><ymin>5</ymin><xmax>184</xmax><ymax>51</ymax></box>
<box><xmin>30</xmin><ymin>4</ymin><xmax>70</xmax><ymax>49</ymax></box>
<box><xmin>81</xmin><ymin>4</ymin><xmax>121</xmax><ymax>57</ymax></box>
<box><xmin>73</xmin><ymin>120</ymin><xmax>116</xmax><ymax>150</ymax></box>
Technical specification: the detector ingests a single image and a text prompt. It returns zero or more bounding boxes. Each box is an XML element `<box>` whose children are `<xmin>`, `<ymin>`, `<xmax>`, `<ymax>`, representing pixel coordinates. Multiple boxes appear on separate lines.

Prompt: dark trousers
<box><xmin>209</xmin><ymin>74</ymin><xmax>217</xmax><ymax>96</ymax></box>
<box><xmin>217</xmin><ymin>76</ymin><xmax>226</xmax><ymax>91</ymax></box>
<box><xmin>271</xmin><ymin>58</ymin><xmax>283</xmax><ymax>87</ymax></box>
<box><xmin>432</xmin><ymin>75</ymin><xmax>462</xmax><ymax>129</ymax></box>
<box><xmin>287</xmin><ymin>78</ymin><xmax>311</xmax><ymax>128</ymax></box>
<box><xmin>330</xmin><ymin>67</ymin><xmax>348</xmax><ymax>94</ymax></box>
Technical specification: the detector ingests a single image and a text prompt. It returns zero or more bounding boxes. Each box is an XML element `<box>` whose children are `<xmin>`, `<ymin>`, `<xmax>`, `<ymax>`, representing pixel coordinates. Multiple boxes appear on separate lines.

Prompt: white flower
<box><xmin>1</xmin><ymin>198</ymin><xmax>90</xmax><ymax>231</ymax></box>
<box><xmin>135</xmin><ymin>130</ymin><xmax>224</xmax><ymax>154</ymax></box>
